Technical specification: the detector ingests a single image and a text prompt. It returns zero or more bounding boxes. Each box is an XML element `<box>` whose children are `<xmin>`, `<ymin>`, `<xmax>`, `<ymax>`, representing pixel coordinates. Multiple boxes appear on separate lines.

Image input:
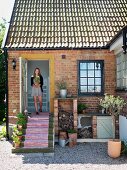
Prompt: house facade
<box><xmin>3</xmin><ymin>0</ymin><xmax>127</xmax><ymax>139</ymax></box>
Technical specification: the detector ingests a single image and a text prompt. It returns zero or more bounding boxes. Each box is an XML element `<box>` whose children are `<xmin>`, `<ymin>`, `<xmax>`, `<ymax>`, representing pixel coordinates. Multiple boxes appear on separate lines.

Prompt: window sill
<box><xmin>115</xmin><ymin>88</ymin><xmax>127</xmax><ymax>92</ymax></box>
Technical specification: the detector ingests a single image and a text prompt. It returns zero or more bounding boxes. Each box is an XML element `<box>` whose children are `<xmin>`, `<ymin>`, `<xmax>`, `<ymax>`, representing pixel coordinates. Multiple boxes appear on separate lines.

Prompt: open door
<box><xmin>19</xmin><ymin>57</ymin><xmax>27</xmax><ymax>112</ymax></box>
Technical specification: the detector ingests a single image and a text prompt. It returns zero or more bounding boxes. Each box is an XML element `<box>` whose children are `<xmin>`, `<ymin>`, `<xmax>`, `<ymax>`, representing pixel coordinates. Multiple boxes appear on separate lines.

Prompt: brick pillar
<box><xmin>92</xmin><ymin>116</ymin><xmax>97</xmax><ymax>138</ymax></box>
<box><xmin>54</xmin><ymin>99</ymin><xmax>58</xmax><ymax>136</ymax></box>
<box><xmin>73</xmin><ymin>99</ymin><xmax>77</xmax><ymax>130</ymax></box>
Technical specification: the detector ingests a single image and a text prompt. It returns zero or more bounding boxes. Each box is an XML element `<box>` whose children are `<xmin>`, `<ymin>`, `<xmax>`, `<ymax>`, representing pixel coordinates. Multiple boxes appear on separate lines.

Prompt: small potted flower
<box><xmin>78</xmin><ymin>103</ymin><xmax>88</xmax><ymax>114</ymax></box>
<box><xmin>56</xmin><ymin>80</ymin><xmax>67</xmax><ymax>98</ymax></box>
<box><xmin>67</xmin><ymin>129</ymin><xmax>77</xmax><ymax>147</ymax></box>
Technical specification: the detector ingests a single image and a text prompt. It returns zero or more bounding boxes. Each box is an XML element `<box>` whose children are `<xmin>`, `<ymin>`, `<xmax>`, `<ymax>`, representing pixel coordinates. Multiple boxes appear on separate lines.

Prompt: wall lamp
<box><xmin>12</xmin><ymin>59</ymin><xmax>16</xmax><ymax>70</ymax></box>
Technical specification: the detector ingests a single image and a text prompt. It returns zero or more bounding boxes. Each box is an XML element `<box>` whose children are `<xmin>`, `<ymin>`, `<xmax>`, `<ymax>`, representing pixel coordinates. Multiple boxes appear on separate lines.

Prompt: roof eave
<box><xmin>4</xmin><ymin>46</ymin><xmax>109</xmax><ymax>51</ymax></box>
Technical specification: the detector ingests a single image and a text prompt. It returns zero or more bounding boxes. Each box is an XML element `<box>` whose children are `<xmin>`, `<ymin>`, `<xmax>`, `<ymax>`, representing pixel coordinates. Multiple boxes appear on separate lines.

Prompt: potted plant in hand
<box><xmin>56</xmin><ymin>80</ymin><xmax>67</xmax><ymax>98</ymax></box>
<box><xmin>100</xmin><ymin>94</ymin><xmax>126</xmax><ymax>158</ymax></box>
<box><xmin>67</xmin><ymin>129</ymin><xmax>77</xmax><ymax>147</ymax></box>
<box><xmin>78</xmin><ymin>103</ymin><xmax>88</xmax><ymax>114</ymax></box>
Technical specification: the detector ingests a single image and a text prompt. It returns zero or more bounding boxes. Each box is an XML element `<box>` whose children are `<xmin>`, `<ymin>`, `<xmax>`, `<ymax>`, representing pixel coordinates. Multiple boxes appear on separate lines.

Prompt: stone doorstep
<box><xmin>25</xmin><ymin>135</ymin><xmax>48</xmax><ymax>140</ymax></box>
<box><xmin>12</xmin><ymin>147</ymin><xmax>54</xmax><ymax>155</ymax></box>
<box><xmin>27</xmin><ymin>124</ymin><xmax>49</xmax><ymax>128</ymax></box>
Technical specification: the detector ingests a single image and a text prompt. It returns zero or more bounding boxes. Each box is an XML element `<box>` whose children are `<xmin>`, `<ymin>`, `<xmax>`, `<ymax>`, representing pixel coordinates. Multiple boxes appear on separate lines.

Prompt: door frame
<box><xmin>20</xmin><ymin>53</ymin><xmax>55</xmax><ymax>113</ymax></box>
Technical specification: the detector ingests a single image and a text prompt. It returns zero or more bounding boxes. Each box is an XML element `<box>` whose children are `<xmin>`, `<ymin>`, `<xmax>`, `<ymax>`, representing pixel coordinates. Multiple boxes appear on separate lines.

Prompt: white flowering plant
<box><xmin>99</xmin><ymin>94</ymin><xmax>126</xmax><ymax>116</ymax></box>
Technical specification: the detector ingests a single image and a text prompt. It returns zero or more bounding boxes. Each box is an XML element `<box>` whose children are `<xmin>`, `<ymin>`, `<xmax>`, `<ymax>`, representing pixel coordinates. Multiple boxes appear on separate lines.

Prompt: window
<box><xmin>78</xmin><ymin>60</ymin><xmax>104</xmax><ymax>96</ymax></box>
<box><xmin>116</xmin><ymin>53</ymin><xmax>127</xmax><ymax>89</ymax></box>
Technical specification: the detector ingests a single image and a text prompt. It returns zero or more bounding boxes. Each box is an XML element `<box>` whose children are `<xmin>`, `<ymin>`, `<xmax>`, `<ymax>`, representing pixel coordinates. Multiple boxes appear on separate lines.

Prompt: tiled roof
<box><xmin>4</xmin><ymin>0</ymin><xmax>127</xmax><ymax>49</ymax></box>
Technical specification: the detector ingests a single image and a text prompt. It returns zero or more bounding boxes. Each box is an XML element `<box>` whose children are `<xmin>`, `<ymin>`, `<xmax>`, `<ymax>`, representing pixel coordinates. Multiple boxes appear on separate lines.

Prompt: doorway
<box><xmin>27</xmin><ymin>60</ymin><xmax>49</xmax><ymax>112</ymax></box>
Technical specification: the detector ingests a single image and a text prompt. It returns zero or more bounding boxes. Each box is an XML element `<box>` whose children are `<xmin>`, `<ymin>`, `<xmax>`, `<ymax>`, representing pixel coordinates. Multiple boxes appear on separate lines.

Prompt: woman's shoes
<box><xmin>39</xmin><ymin>109</ymin><xmax>42</xmax><ymax>112</ymax></box>
<box><xmin>36</xmin><ymin>112</ymin><xmax>39</xmax><ymax>115</ymax></box>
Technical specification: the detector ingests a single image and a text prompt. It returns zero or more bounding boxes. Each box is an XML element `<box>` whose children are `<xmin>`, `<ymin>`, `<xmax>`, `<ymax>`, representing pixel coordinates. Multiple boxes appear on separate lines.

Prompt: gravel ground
<box><xmin>0</xmin><ymin>141</ymin><xmax>127</xmax><ymax>170</ymax></box>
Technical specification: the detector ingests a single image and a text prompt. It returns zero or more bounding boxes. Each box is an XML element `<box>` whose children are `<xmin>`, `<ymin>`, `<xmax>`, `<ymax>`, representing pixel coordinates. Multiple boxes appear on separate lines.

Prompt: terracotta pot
<box><xmin>17</xmin><ymin>125</ymin><xmax>23</xmax><ymax>130</ymax></box>
<box><xmin>69</xmin><ymin>141</ymin><xmax>74</xmax><ymax>147</ymax></box>
<box><xmin>14</xmin><ymin>142</ymin><xmax>20</xmax><ymax>148</ymax></box>
<box><xmin>59</xmin><ymin>131</ymin><xmax>67</xmax><ymax>140</ymax></box>
<box><xmin>68</xmin><ymin>133</ymin><xmax>77</xmax><ymax>139</ymax></box>
<box><xmin>68</xmin><ymin>133</ymin><xmax>77</xmax><ymax>147</ymax></box>
<box><xmin>108</xmin><ymin>139</ymin><xmax>121</xmax><ymax>158</ymax></box>
<box><xmin>17</xmin><ymin>135</ymin><xmax>22</xmax><ymax>140</ymax></box>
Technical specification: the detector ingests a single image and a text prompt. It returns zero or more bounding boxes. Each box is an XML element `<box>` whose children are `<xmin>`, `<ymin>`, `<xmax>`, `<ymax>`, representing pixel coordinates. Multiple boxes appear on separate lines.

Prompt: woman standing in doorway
<box><xmin>31</xmin><ymin>68</ymin><xmax>43</xmax><ymax>115</ymax></box>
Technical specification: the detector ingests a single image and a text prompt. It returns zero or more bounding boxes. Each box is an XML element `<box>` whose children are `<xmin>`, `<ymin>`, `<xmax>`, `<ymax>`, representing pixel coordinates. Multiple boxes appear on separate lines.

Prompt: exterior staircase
<box><xmin>12</xmin><ymin>112</ymin><xmax>54</xmax><ymax>156</ymax></box>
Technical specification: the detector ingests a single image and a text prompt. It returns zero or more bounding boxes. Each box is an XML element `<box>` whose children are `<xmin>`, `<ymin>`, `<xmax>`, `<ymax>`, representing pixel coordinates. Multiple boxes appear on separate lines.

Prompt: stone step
<box><xmin>27</xmin><ymin>122</ymin><xmax>49</xmax><ymax>128</ymax></box>
<box><xmin>24</xmin><ymin>140</ymin><xmax>48</xmax><ymax>147</ymax></box>
<box><xmin>12</xmin><ymin>147</ymin><xmax>54</xmax><ymax>155</ymax></box>
<box><xmin>26</xmin><ymin>128</ymin><xmax>48</xmax><ymax>134</ymax></box>
<box><xmin>25</xmin><ymin>134</ymin><xmax>48</xmax><ymax>140</ymax></box>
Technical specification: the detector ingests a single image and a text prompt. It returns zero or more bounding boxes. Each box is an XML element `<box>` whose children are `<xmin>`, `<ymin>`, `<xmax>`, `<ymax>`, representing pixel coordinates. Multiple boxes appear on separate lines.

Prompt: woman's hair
<box><xmin>34</xmin><ymin>68</ymin><xmax>41</xmax><ymax>77</ymax></box>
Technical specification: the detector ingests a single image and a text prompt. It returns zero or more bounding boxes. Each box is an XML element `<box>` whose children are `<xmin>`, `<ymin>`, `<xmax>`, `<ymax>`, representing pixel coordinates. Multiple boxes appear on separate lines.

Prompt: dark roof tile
<box><xmin>5</xmin><ymin>0</ymin><xmax>127</xmax><ymax>49</ymax></box>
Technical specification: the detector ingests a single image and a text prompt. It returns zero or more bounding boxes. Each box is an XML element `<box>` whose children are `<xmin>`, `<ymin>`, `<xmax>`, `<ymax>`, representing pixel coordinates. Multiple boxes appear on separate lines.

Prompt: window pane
<box><xmin>88</xmin><ymin>63</ymin><xmax>94</xmax><ymax>69</ymax></box>
<box><xmin>95</xmin><ymin>62</ymin><xmax>101</xmax><ymax>69</ymax></box>
<box><xmin>80</xmin><ymin>63</ymin><xmax>87</xmax><ymax>69</ymax></box>
<box><xmin>79</xmin><ymin>60</ymin><xmax>103</xmax><ymax>95</ymax></box>
<box><xmin>95</xmin><ymin>78</ymin><xmax>101</xmax><ymax>85</ymax></box>
<box><xmin>95</xmin><ymin>86</ymin><xmax>101</xmax><ymax>92</ymax></box>
<box><xmin>88</xmin><ymin>70</ymin><xmax>94</xmax><ymax>77</ymax></box>
<box><xmin>88</xmin><ymin>78</ymin><xmax>94</xmax><ymax>85</ymax></box>
<box><xmin>88</xmin><ymin>86</ymin><xmax>94</xmax><ymax>92</ymax></box>
<box><xmin>81</xmin><ymin>86</ymin><xmax>87</xmax><ymax>92</ymax></box>
<box><xmin>95</xmin><ymin>70</ymin><xmax>101</xmax><ymax>77</ymax></box>
<box><xmin>80</xmin><ymin>78</ymin><xmax>87</xmax><ymax>85</ymax></box>
<box><xmin>80</xmin><ymin>70</ymin><xmax>87</xmax><ymax>77</ymax></box>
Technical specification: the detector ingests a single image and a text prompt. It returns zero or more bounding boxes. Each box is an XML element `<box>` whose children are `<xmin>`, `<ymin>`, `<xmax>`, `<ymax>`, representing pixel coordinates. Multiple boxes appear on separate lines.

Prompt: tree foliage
<box><xmin>0</xmin><ymin>21</ymin><xmax>6</xmax><ymax>121</ymax></box>
<box><xmin>0</xmin><ymin>22</ymin><xmax>5</xmax><ymax>48</ymax></box>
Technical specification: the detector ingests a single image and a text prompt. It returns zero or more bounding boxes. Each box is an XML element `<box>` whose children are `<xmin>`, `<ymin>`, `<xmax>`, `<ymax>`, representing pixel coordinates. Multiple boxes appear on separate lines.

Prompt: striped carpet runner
<box><xmin>24</xmin><ymin>112</ymin><xmax>49</xmax><ymax>148</ymax></box>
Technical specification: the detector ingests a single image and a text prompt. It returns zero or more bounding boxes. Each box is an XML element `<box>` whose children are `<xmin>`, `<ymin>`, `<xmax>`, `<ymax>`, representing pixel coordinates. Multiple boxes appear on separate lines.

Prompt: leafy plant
<box><xmin>12</xmin><ymin>134</ymin><xmax>20</xmax><ymax>144</ymax></box>
<box><xmin>67</xmin><ymin>129</ymin><xmax>77</xmax><ymax>134</ymax></box>
<box><xmin>56</xmin><ymin>80</ymin><xmax>67</xmax><ymax>90</ymax></box>
<box><xmin>13</xmin><ymin>126</ymin><xmax>23</xmax><ymax>136</ymax></box>
<box><xmin>16</xmin><ymin>112</ymin><xmax>27</xmax><ymax>128</ymax></box>
<box><xmin>99</xmin><ymin>94</ymin><xmax>126</xmax><ymax>116</ymax></box>
<box><xmin>17</xmin><ymin>119</ymin><xmax>27</xmax><ymax>127</ymax></box>
<box><xmin>16</xmin><ymin>112</ymin><xmax>26</xmax><ymax>119</ymax></box>
<box><xmin>78</xmin><ymin>103</ymin><xmax>88</xmax><ymax>113</ymax></box>
<box><xmin>0</xmin><ymin>126</ymin><xmax>6</xmax><ymax>139</ymax></box>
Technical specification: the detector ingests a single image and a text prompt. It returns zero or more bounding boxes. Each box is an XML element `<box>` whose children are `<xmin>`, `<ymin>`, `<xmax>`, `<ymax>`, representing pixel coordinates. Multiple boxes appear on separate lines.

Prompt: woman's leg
<box><xmin>38</xmin><ymin>95</ymin><xmax>42</xmax><ymax>112</ymax></box>
<box><xmin>34</xmin><ymin>96</ymin><xmax>38</xmax><ymax>113</ymax></box>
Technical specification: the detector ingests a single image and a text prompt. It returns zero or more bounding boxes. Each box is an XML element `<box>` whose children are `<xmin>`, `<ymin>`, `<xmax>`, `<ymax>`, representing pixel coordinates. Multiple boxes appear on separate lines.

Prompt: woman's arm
<box><xmin>40</xmin><ymin>75</ymin><xmax>43</xmax><ymax>86</ymax></box>
<box><xmin>31</xmin><ymin>76</ymin><xmax>34</xmax><ymax>86</ymax></box>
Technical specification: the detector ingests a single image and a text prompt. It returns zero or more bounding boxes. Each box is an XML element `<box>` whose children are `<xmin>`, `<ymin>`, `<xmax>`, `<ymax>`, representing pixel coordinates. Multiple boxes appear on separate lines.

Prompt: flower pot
<box><xmin>17</xmin><ymin>135</ymin><xmax>22</xmax><ymax>140</ymax></box>
<box><xmin>108</xmin><ymin>139</ymin><xmax>121</xmax><ymax>158</ymax></box>
<box><xmin>14</xmin><ymin>142</ymin><xmax>20</xmax><ymax>148</ymax></box>
<box><xmin>68</xmin><ymin>133</ymin><xmax>77</xmax><ymax>139</ymax></box>
<box><xmin>60</xmin><ymin>89</ymin><xmax>67</xmax><ymax>98</ymax></box>
<box><xmin>17</xmin><ymin>125</ymin><xmax>23</xmax><ymax>130</ymax></box>
<box><xmin>59</xmin><ymin>131</ymin><xmax>67</xmax><ymax>140</ymax></box>
<box><xmin>68</xmin><ymin>133</ymin><xmax>77</xmax><ymax>147</ymax></box>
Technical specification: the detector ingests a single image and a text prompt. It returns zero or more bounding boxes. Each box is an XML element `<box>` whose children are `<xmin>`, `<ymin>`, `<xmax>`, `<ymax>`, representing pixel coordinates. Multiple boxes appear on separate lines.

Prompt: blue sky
<box><xmin>0</xmin><ymin>0</ymin><xmax>15</xmax><ymax>23</ymax></box>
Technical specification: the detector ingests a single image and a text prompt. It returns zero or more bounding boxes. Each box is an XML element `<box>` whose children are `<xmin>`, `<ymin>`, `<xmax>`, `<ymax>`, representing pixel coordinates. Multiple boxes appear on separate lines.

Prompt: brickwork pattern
<box><xmin>8</xmin><ymin>49</ymin><xmax>116</xmax><ymax>126</ymax></box>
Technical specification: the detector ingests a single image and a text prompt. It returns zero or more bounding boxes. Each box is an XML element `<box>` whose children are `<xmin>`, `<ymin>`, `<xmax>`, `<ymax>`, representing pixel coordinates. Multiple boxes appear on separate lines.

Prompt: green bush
<box><xmin>0</xmin><ymin>54</ymin><xmax>6</xmax><ymax>122</ymax></box>
<box><xmin>0</xmin><ymin>126</ymin><xmax>6</xmax><ymax>139</ymax></box>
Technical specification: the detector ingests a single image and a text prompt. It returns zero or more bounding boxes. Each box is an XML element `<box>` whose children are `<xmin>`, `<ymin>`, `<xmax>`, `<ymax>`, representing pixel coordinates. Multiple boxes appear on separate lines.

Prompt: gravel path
<box><xmin>0</xmin><ymin>141</ymin><xmax>127</xmax><ymax>170</ymax></box>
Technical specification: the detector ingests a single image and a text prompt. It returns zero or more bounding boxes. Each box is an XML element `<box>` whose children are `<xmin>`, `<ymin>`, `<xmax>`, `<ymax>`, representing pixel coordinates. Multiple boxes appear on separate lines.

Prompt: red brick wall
<box><xmin>8</xmin><ymin>49</ymin><xmax>116</xmax><ymax>123</ymax></box>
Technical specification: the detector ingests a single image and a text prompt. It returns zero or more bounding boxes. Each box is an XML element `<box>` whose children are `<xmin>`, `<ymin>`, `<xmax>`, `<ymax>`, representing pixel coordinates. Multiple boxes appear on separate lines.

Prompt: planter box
<box><xmin>119</xmin><ymin>115</ymin><xmax>127</xmax><ymax>141</ymax></box>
